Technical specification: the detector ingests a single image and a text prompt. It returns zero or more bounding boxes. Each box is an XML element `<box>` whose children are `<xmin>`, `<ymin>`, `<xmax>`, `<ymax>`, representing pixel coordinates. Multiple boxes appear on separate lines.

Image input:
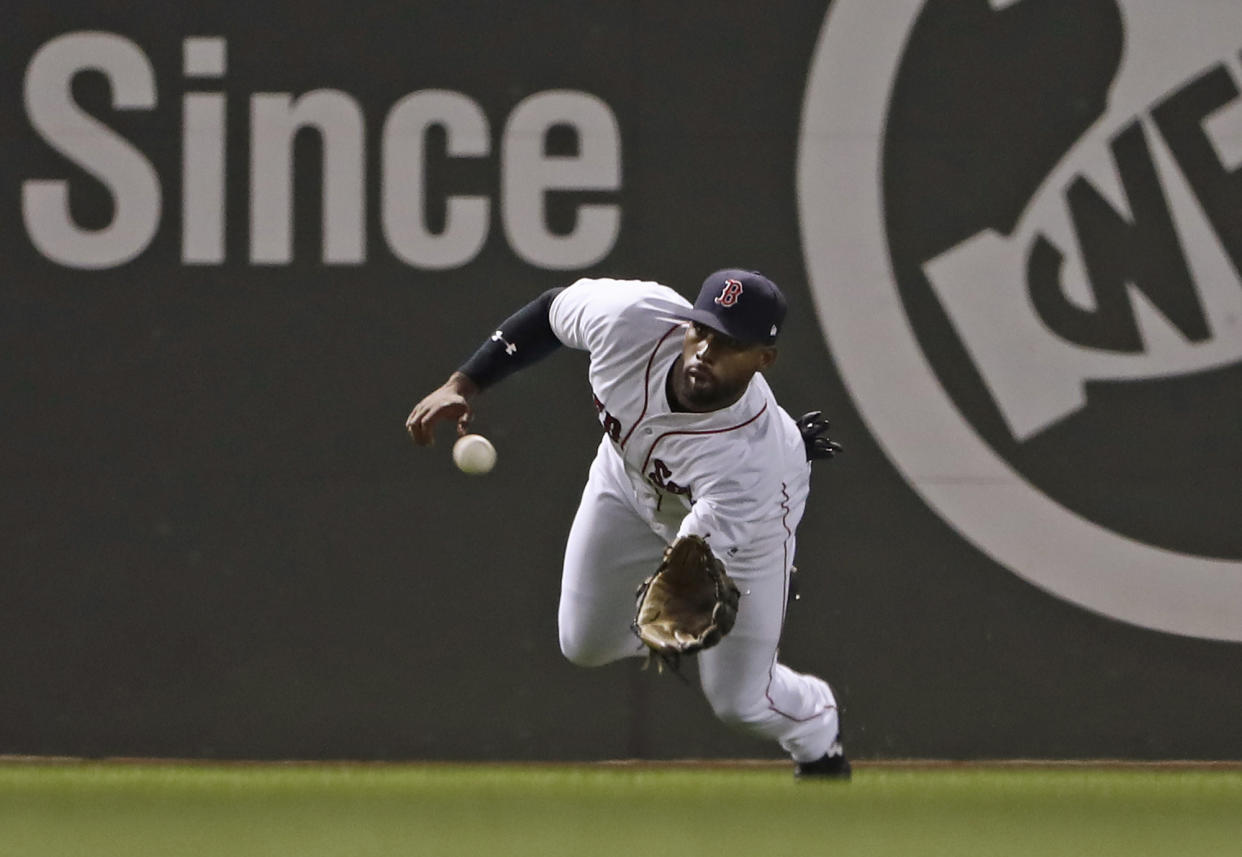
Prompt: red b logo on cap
<box><xmin>715</xmin><ymin>278</ymin><xmax>744</xmax><ymax>307</ymax></box>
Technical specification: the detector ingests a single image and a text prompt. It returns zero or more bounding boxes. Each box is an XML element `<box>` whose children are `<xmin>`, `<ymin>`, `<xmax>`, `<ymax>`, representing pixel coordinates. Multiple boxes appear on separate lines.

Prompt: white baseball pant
<box><xmin>557</xmin><ymin>441</ymin><xmax>841</xmax><ymax>762</ymax></box>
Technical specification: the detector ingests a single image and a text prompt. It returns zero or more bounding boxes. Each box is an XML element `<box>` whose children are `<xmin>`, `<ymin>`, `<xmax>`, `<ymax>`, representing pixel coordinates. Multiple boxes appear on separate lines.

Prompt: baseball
<box><xmin>452</xmin><ymin>433</ymin><xmax>497</xmax><ymax>475</ymax></box>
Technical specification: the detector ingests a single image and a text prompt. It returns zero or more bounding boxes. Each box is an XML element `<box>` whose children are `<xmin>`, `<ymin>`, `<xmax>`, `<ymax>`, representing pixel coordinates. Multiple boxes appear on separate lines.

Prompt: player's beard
<box><xmin>675</xmin><ymin>361</ymin><xmax>744</xmax><ymax>412</ymax></box>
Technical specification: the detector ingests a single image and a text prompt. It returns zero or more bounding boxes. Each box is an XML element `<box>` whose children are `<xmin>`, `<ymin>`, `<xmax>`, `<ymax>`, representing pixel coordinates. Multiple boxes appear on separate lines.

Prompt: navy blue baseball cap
<box><xmin>677</xmin><ymin>269</ymin><xmax>787</xmax><ymax>346</ymax></box>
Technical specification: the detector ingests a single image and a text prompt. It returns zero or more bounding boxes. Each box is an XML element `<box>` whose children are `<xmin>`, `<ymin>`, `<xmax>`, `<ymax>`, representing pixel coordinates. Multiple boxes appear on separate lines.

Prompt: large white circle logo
<box><xmin>798</xmin><ymin>0</ymin><xmax>1242</xmax><ymax>641</ymax></box>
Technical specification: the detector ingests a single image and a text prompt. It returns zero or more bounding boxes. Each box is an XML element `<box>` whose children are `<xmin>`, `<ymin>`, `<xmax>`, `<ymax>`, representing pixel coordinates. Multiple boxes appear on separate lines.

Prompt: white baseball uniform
<box><xmin>549</xmin><ymin>277</ymin><xmax>841</xmax><ymax>762</ymax></box>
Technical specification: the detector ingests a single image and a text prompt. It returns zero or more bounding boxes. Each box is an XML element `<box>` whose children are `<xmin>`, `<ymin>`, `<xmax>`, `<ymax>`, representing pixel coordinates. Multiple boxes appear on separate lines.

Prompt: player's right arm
<box><xmin>406</xmin><ymin>277</ymin><xmax>670</xmax><ymax>445</ymax></box>
<box><xmin>404</xmin><ymin>371</ymin><xmax>479</xmax><ymax>445</ymax></box>
<box><xmin>405</xmin><ymin>287</ymin><xmax>565</xmax><ymax>446</ymax></box>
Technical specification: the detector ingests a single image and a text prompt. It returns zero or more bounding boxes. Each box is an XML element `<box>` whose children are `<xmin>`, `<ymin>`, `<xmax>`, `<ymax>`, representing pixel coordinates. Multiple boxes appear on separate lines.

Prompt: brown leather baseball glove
<box><xmin>632</xmin><ymin>535</ymin><xmax>741</xmax><ymax>671</ymax></box>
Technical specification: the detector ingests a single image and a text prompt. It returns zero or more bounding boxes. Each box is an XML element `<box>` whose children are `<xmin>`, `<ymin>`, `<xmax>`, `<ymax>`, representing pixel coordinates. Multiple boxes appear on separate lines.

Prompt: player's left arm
<box><xmin>673</xmin><ymin>465</ymin><xmax>776</xmax><ymax>564</ymax></box>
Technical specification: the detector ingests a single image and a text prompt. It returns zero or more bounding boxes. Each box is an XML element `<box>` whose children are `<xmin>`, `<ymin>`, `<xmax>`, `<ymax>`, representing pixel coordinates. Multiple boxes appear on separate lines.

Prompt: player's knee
<box><xmin>558</xmin><ymin>629</ymin><xmax>612</xmax><ymax>668</ymax></box>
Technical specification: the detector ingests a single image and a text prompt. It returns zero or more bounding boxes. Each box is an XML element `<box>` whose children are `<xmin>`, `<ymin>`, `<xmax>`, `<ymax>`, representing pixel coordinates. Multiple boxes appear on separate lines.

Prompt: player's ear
<box><xmin>756</xmin><ymin>346</ymin><xmax>777</xmax><ymax>370</ymax></box>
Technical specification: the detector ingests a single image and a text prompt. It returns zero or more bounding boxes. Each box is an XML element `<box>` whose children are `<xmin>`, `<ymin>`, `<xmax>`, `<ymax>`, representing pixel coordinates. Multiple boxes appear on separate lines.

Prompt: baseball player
<box><xmin>406</xmin><ymin>270</ymin><xmax>849</xmax><ymax>779</ymax></box>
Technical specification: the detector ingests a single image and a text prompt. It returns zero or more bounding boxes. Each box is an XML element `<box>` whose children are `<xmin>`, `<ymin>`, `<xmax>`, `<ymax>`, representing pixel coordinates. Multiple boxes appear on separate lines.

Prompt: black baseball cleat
<box><xmin>794</xmin><ymin>746</ymin><xmax>852</xmax><ymax>781</ymax></box>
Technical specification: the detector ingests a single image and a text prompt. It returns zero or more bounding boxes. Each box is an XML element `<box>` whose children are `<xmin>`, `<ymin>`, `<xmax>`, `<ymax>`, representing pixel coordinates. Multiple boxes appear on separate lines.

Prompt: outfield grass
<box><xmin>2</xmin><ymin>761</ymin><xmax>1240</xmax><ymax>857</ymax></box>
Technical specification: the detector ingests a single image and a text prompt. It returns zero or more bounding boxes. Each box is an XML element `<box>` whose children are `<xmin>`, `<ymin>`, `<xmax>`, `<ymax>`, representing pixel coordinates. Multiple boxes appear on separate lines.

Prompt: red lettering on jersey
<box><xmin>714</xmin><ymin>278</ymin><xmax>744</xmax><ymax>307</ymax></box>
<box><xmin>592</xmin><ymin>393</ymin><xmax>624</xmax><ymax>442</ymax></box>
<box><xmin>648</xmin><ymin>458</ymin><xmax>692</xmax><ymax>500</ymax></box>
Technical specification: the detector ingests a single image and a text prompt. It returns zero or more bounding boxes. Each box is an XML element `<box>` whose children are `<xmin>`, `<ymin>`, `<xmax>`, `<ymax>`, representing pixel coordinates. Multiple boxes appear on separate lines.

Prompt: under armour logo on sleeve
<box><xmin>491</xmin><ymin>330</ymin><xmax>518</xmax><ymax>355</ymax></box>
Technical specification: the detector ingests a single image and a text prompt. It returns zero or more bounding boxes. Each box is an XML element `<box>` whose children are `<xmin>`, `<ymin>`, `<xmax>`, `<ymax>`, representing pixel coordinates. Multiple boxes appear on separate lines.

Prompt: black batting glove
<box><xmin>796</xmin><ymin>410</ymin><xmax>843</xmax><ymax>462</ymax></box>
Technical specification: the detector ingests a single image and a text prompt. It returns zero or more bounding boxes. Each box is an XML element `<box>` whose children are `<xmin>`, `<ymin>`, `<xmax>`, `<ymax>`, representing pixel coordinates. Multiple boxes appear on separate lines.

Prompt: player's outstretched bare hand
<box><xmin>406</xmin><ymin>372</ymin><xmax>479</xmax><ymax>446</ymax></box>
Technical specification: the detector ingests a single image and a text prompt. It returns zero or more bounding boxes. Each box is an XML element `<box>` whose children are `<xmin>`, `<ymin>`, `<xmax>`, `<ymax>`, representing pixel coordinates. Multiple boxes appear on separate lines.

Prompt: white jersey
<box><xmin>549</xmin><ymin>277</ymin><xmax>811</xmax><ymax>560</ymax></box>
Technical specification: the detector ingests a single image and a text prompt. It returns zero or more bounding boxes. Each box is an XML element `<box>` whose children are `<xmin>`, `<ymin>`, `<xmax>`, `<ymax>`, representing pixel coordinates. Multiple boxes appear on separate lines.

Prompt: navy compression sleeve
<box><xmin>456</xmin><ymin>288</ymin><xmax>566</xmax><ymax>391</ymax></box>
